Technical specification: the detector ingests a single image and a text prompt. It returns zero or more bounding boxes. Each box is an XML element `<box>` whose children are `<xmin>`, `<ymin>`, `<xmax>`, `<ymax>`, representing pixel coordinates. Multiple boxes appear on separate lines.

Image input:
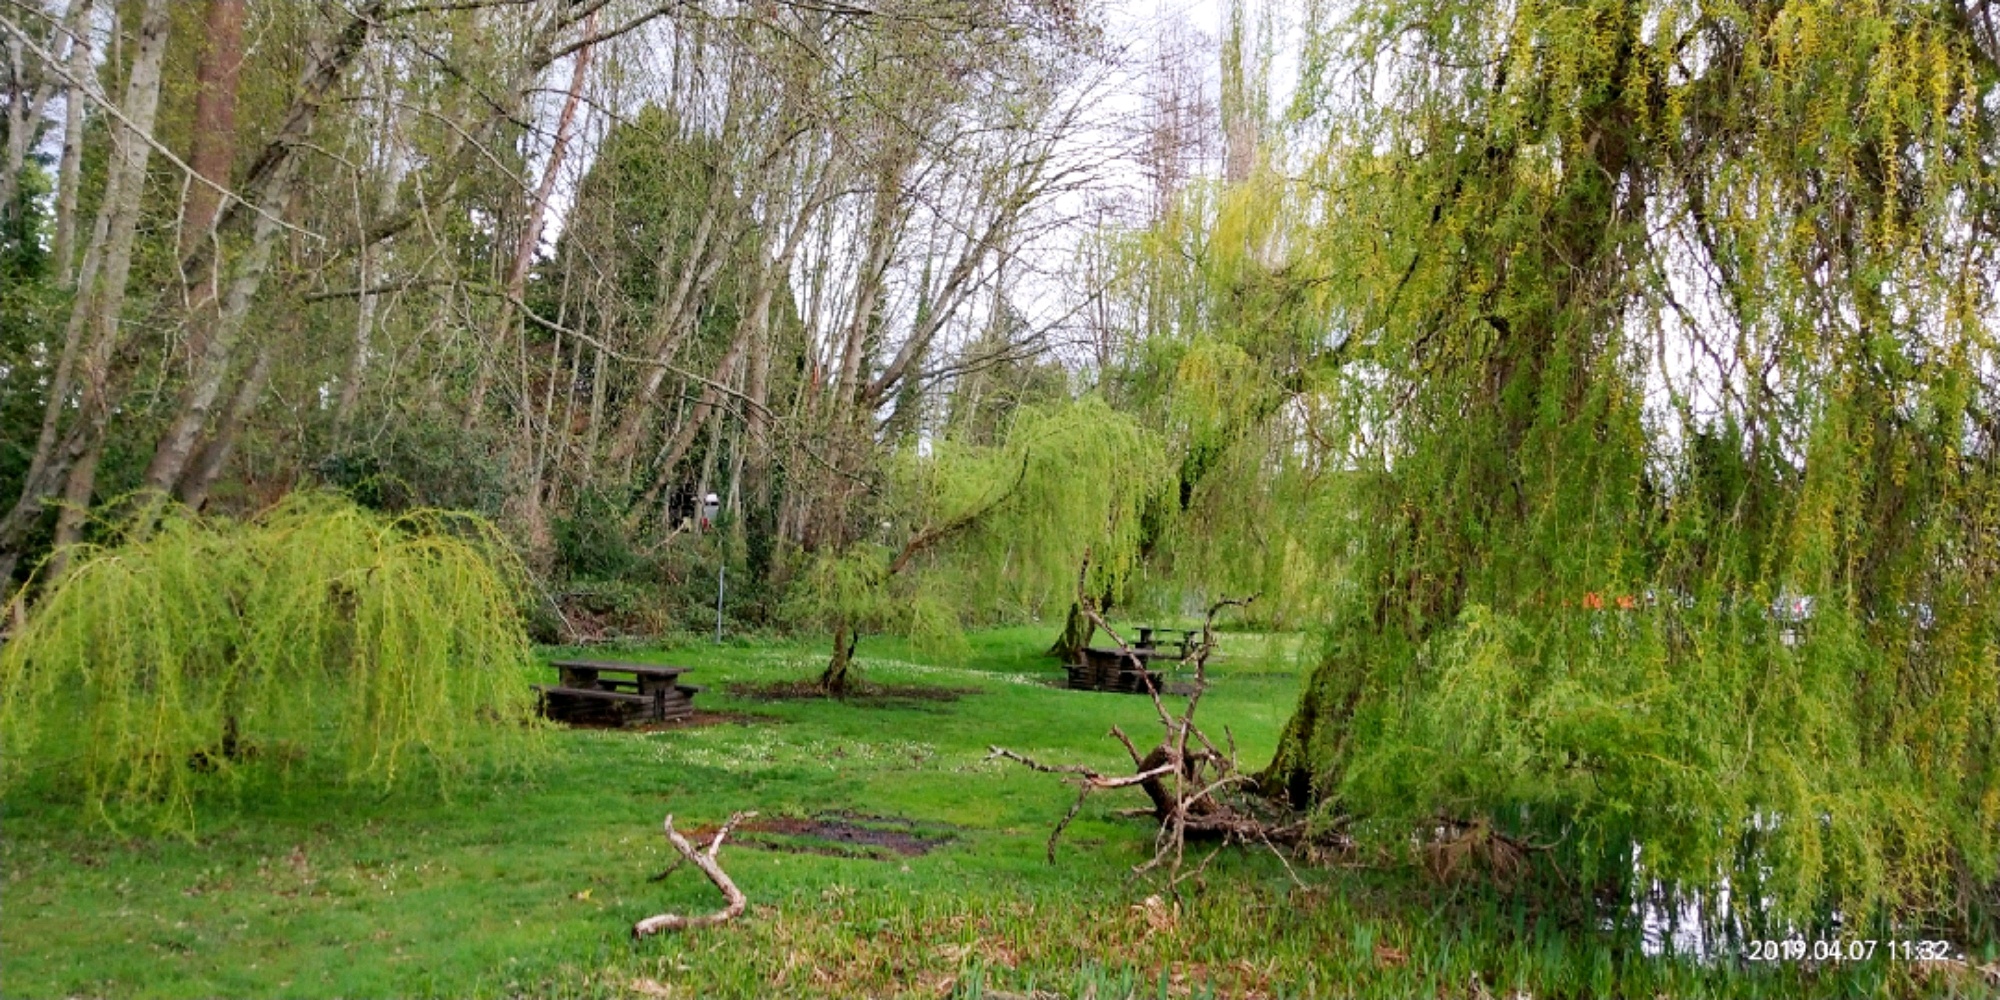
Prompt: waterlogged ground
<box><xmin>3</xmin><ymin>627</ymin><xmax>1987</xmax><ymax>998</ymax></box>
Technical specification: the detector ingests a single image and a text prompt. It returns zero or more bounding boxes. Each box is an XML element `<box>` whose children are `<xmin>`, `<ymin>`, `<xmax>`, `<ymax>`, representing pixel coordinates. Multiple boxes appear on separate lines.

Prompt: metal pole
<box><xmin>714</xmin><ymin>563</ymin><xmax>725</xmax><ymax>643</ymax></box>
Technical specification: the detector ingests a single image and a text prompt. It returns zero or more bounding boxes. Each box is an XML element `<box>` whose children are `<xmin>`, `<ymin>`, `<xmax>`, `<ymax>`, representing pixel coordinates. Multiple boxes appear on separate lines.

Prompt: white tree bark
<box><xmin>0</xmin><ymin>0</ymin><xmax>170</xmax><ymax>579</ymax></box>
<box><xmin>632</xmin><ymin>812</ymin><xmax>756</xmax><ymax>938</ymax></box>
<box><xmin>51</xmin><ymin>0</ymin><xmax>94</xmax><ymax>285</ymax></box>
<box><xmin>142</xmin><ymin>2</ymin><xmax>387</xmax><ymax>500</ymax></box>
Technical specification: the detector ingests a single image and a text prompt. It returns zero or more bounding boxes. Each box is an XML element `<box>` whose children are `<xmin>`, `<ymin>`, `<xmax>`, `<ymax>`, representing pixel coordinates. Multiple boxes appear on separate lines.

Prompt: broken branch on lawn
<box><xmin>992</xmin><ymin>594</ymin><xmax>1337</xmax><ymax>890</ymax></box>
<box><xmin>633</xmin><ymin>811</ymin><xmax>757</xmax><ymax>938</ymax></box>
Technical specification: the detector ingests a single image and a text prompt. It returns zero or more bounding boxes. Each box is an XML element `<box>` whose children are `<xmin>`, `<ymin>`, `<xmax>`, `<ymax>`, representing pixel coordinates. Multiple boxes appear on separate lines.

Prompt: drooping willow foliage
<box><xmin>1112</xmin><ymin>175</ymin><xmax>1356</xmax><ymax>627</ymax></box>
<box><xmin>0</xmin><ymin>495</ymin><xmax>540</xmax><ymax>827</ymax></box>
<box><xmin>799</xmin><ymin>397</ymin><xmax>1171</xmax><ymax>687</ymax></box>
<box><xmin>968</xmin><ymin>397</ymin><xmax>1175</xmax><ymax>610</ymax></box>
<box><xmin>1261</xmin><ymin>0</ymin><xmax>2000</xmax><ymax>930</ymax></box>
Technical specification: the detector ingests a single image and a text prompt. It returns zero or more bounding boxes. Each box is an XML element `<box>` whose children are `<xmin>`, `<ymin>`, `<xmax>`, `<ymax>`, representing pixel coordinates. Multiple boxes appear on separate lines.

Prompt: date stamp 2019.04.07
<box><xmin>1744</xmin><ymin>939</ymin><xmax>1956</xmax><ymax>963</ymax></box>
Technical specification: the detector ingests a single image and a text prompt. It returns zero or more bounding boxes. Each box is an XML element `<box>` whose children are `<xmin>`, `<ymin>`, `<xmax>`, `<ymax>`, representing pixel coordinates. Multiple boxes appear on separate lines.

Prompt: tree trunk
<box><xmin>1046</xmin><ymin>554</ymin><xmax>1111</xmax><ymax>663</ymax></box>
<box><xmin>834</xmin><ymin>152</ymin><xmax>909</xmax><ymax>406</ymax></box>
<box><xmin>0</xmin><ymin>0</ymin><xmax>172</xmax><ymax>578</ymax></box>
<box><xmin>178</xmin><ymin>0</ymin><xmax>245</xmax><ymax>260</ymax></box>
<box><xmin>1255</xmin><ymin>673</ymin><xmax>1337</xmax><ymax>809</ymax></box>
<box><xmin>468</xmin><ymin>17</ymin><xmax>593</xmax><ymax>434</ymax></box>
<box><xmin>630</xmin><ymin>325</ymin><xmax>752</xmax><ymax>520</ymax></box>
<box><xmin>333</xmin><ymin>149</ymin><xmax>399</xmax><ymax>435</ymax></box>
<box><xmin>735</xmin><ymin>165</ymin><xmax>821</xmax><ymax>510</ymax></box>
<box><xmin>141</xmin><ymin>2</ymin><xmax>384</xmax><ymax>500</ymax></box>
<box><xmin>139</xmin><ymin>156</ymin><xmax>295</xmax><ymax>499</ymax></box>
<box><xmin>43</xmin><ymin>434</ymin><xmax>102</xmax><ymax>583</ymax></box>
<box><xmin>691</xmin><ymin>378</ymin><xmax>728</xmax><ymax>526</ymax></box>
<box><xmin>818</xmin><ymin>620</ymin><xmax>860</xmax><ymax>696</ymax></box>
<box><xmin>742</xmin><ymin>286</ymin><xmax>774</xmax><ymax>506</ymax></box>
<box><xmin>1258</xmin><ymin>7</ymin><xmax>1640</xmax><ymax>813</ymax></box>
<box><xmin>1045</xmin><ymin>601</ymin><xmax>1096</xmax><ymax>663</ymax></box>
<box><xmin>174</xmin><ymin>343</ymin><xmax>273</xmax><ymax>511</ymax></box>
<box><xmin>0</xmin><ymin>15</ymin><xmax>62</xmax><ymax>226</ymax></box>
<box><xmin>506</xmin><ymin>21</ymin><xmax>590</xmax><ymax>303</ymax></box>
<box><xmin>582</xmin><ymin>337</ymin><xmax>607</xmax><ymax>478</ymax></box>
<box><xmin>51</xmin><ymin>0</ymin><xmax>94</xmax><ymax>285</ymax></box>
<box><xmin>1217</xmin><ymin>0</ymin><xmax>1257</xmax><ymax>185</ymax></box>
<box><xmin>40</xmin><ymin>434</ymin><xmax>102</xmax><ymax>584</ymax></box>
<box><xmin>603</xmin><ymin>178</ymin><xmax>738</xmax><ymax>471</ymax></box>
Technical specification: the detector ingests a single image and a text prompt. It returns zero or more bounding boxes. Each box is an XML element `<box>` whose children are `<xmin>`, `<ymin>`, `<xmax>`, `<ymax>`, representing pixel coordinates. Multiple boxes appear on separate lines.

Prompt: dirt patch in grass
<box><xmin>727</xmin><ymin>680</ymin><xmax>980</xmax><ymax>706</ymax></box>
<box><xmin>556</xmin><ymin>710</ymin><xmax>777</xmax><ymax>732</ymax></box>
<box><xmin>682</xmin><ymin>811</ymin><xmax>960</xmax><ymax>859</ymax></box>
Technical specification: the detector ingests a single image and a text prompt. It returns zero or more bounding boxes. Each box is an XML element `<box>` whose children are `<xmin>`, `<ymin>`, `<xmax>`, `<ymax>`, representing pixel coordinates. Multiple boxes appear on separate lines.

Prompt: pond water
<box><xmin>1613</xmin><ymin>846</ymin><xmax>1958</xmax><ymax>968</ymax></box>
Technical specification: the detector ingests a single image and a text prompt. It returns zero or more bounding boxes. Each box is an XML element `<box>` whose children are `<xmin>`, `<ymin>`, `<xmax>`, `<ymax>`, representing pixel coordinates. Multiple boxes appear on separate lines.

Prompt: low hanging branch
<box><xmin>820</xmin><ymin>455</ymin><xmax>1033</xmax><ymax>694</ymax></box>
<box><xmin>632</xmin><ymin>811</ymin><xmax>757</xmax><ymax>938</ymax></box>
<box><xmin>984</xmin><ymin>747</ymin><xmax>1179</xmax><ymax>863</ymax></box>
<box><xmin>885</xmin><ymin>454</ymin><xmax>1031</xmax><ymax>578</ymax></box>
<box><xmin>992</xmin><ymin>594</ymin><xmax>1334</xmax><ymax>891</ymax></box>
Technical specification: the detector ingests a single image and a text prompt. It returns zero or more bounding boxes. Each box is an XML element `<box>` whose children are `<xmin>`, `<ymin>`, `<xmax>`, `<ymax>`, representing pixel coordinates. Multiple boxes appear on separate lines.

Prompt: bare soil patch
<box><xmin>680</xmin><ymin>811</ymin><xmax>960</xmax><ymax>860</ymax></box>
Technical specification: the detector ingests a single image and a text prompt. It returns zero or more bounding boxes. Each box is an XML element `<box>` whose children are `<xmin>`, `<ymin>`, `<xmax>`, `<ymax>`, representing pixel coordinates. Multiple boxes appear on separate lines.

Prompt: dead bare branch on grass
<box><xmin>633</xmin><ymin>811</ymin><xmax>757</xmax><ymax>938</ymax></box>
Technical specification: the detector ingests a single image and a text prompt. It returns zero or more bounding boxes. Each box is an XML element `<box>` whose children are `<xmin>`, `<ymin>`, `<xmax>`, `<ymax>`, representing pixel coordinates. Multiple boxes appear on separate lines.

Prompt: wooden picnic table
<box><xmin>1064</xmin><ymin>625</ymin><xmax>1206</xmax><ymax>694</ymax></box>
<box><xmin>535</xmin><ymin>659</ymin><xmax>702</xmax><ymax>725</ymax></box>
<box><xmin>1067</xmin><ymin>644</ymin><xmax>1187</xmax><ymax>694</ymax></box>
<box><xmin>1133</xmin><ymin>626</ymin><xmax>1197</xmax><ymax>656</ymax></box>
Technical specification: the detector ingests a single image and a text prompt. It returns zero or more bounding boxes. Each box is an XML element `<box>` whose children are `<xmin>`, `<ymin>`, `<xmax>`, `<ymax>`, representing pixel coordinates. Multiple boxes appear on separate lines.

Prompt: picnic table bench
<box><xmin>534</xmin><ymin>659</ymin><xmax>701</xmax><ymax>725</ymax></box>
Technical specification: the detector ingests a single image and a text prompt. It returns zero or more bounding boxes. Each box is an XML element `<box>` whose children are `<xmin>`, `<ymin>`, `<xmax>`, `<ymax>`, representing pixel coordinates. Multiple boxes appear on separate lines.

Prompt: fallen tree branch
<box><xmin>985</xmin><ymin>747</ymin><xmax>1177</xmax><ymax>789</ymax></box>
<box><xmin>633</xmin><ymin>811</ymin><xmax>756</xmax><ymax>938</ymax></box>
<box><xmin>989</xmin><ymin>594</ymin><xmax>1346</xmax><ymax>889</ymax></box>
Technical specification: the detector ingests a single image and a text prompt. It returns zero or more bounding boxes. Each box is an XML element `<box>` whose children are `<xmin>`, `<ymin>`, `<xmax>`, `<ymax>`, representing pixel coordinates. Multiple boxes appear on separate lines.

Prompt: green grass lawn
<box><xmin>1</xmin><ymin>626</ymin><xmax>1978</xmax><ymax>998</ymax></box>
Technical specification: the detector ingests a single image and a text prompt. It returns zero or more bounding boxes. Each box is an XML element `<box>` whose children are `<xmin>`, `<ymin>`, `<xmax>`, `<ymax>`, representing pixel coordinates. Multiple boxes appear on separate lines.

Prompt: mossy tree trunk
<box><xmin>818</xmin><ymin>619</ymin><xmax>860</xmax><ymax>695</ymax></box>
<box><xmin>1258</xmin><ymin>0</ymin><xmax>2000</xmax><ymax>930</ymax></box>
<box><xmin>1044</xmin><ymin>600</ymin><xmax>1095</xmax><ymax>662</ymax></box>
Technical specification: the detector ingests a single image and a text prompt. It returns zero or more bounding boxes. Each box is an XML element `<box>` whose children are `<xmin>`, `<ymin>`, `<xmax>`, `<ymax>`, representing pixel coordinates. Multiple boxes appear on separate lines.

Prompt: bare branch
<box><xmin>632</xmin><ymin>812</ymin><xmax>758</xmax><ymax>938</ymax></box>
<box><xmin>991</xmin><ymin>595</ymin><xmax>1328</xmax><ymax>888</ymax></box>
<box><xmin>884</xmin><ymin>454</ymin><xmax>1029</xmax><ymax>577</ymax></box>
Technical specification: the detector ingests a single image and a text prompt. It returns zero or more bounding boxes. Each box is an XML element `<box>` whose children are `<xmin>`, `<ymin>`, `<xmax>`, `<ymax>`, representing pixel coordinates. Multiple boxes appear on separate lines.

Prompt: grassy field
<box><xmin>2</xmin><ymin>625</ymin><xmax>1985</xmax><ymax>998</ymax></box>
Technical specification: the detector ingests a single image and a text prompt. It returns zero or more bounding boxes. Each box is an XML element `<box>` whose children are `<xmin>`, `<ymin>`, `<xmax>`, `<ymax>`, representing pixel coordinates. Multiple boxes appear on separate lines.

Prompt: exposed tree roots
<box><xmin>632</xmin><ymin>811</ymin><xmax>756</xmax><ymax>938</ymax></box>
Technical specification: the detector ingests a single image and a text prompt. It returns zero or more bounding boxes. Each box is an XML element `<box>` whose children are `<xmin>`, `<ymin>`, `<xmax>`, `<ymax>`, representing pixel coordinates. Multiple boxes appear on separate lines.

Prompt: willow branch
<box><xmin>884</xmin><ymin>455</ymin><xmax>1030</xmax><ymax>578</ymax></box>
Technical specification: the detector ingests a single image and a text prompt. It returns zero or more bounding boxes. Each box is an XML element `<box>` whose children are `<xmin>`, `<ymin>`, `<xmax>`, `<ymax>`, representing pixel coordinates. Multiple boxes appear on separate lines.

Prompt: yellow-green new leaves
<box><xmin>916</xmin><ymin>396</ymin><xmax>1171</xmax><ymax>617</ymax></box>
<box><xmin>792</xmin><ymin>398</ymin><xmax>1170</xmax><ymax>663</ymax></box>
<box><xmin>1261</xmin><ymin>0</ymin><xmax>2000</xmax><ymax>929</ymax></box>
<box><xmin>0</xmin><ymin>495</ymin><xmax>540</xmax><ymax>829</ymax></box>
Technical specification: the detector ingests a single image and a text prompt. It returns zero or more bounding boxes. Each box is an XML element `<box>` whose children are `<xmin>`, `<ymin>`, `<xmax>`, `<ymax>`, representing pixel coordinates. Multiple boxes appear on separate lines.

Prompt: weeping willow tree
<box><xmin>802</xmin><ymin>396</ymin><xmax>1170</xmax><ymax>693</ymax></box>
<box><xmin>0</xmin><ymin>495</ymin><xmax>540</xmax><ymax>828</ymax></box>
<box><xmin>1108</xmin><ymin>171</ymin><xmax>1358</xmax><ymax>630</ymax></box>
<box><xmin>1259</xmin><ymin>0</ymin><xmax>2000</xmax><ymax>932</ymax></box>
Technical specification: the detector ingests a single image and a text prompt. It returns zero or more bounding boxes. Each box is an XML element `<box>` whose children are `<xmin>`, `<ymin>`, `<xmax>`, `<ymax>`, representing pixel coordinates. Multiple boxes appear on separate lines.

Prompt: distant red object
<box><xmin>1580</xmin><ymin>591</ymin><xmax>1637</xmax><ymax>611</ymax></box>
